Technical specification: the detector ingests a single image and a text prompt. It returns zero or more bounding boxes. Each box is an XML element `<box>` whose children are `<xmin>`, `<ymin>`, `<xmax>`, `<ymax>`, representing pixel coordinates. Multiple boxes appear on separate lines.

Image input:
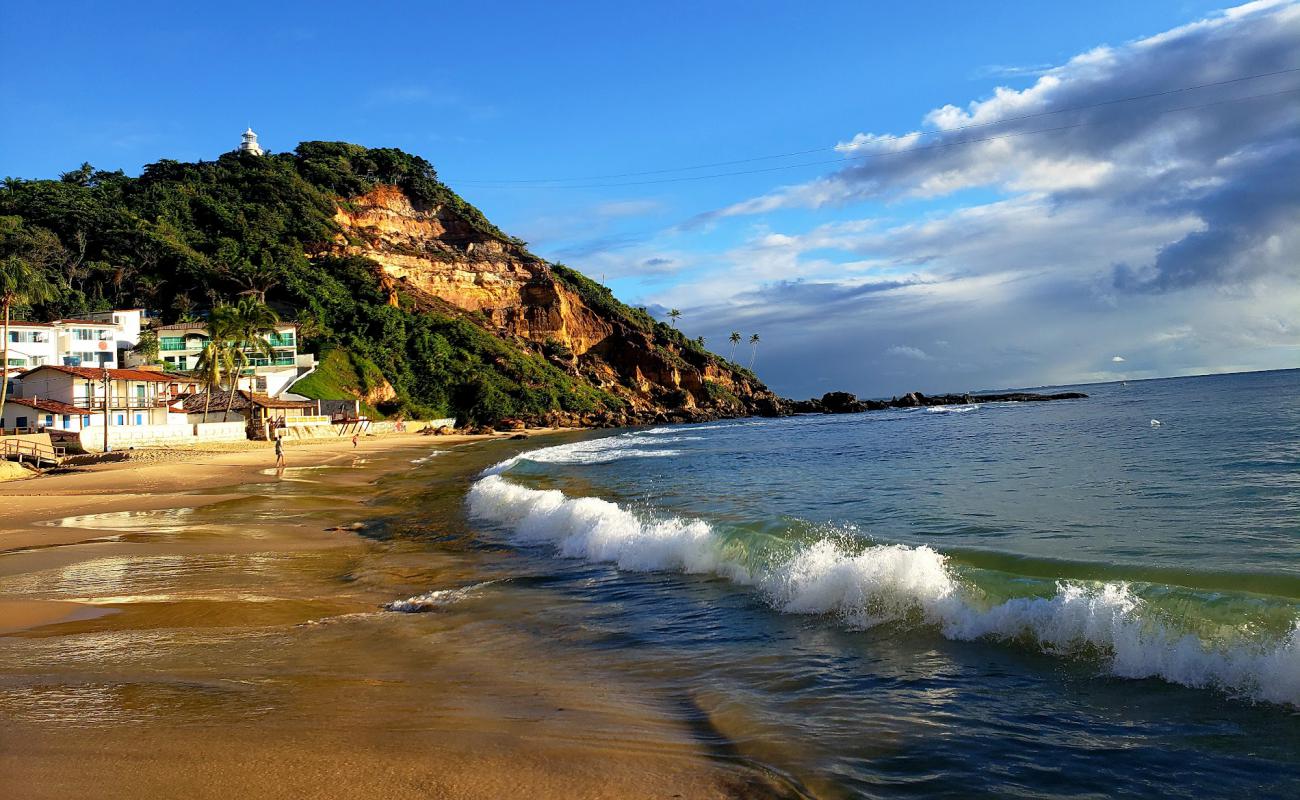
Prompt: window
<box><xmin>74</xmin><ymin>328</ymin><xmax>94</xmax><ymax>341</ymax></box>
<box><xmin>98</xmin><ymin>352</ymin><xmax>112</xmax><ymax>364</ymax></box>
<box><xmin>61</xmin><ymin>415</ymin><xmax>70</xmax><ymax>428</ymax></box>
<box><xmin>15</xmin><ymin>416</ymin><xmax>27</xmax><ymax>429</ymax></box>
<box><xmin>79</xmin><ymin>352</ymin><xmax>96</xmax><ymax>364</ymax></box>
<box><xmin>160</xmin><ymin>337</ymin><xmax>185</xmax><ymax>351</ymax></box>
<box><xmin>6</xmin><ymin>357</ymin><xmax>23</xmax><ymax>367</ymax></box>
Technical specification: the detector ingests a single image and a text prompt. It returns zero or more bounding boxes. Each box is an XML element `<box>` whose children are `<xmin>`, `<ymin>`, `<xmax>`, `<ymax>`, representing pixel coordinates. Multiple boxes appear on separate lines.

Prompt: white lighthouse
<box><xmin>239</xmin><ymin>127</ymin><xmax>264</xmax><ymax>156</ymax></box>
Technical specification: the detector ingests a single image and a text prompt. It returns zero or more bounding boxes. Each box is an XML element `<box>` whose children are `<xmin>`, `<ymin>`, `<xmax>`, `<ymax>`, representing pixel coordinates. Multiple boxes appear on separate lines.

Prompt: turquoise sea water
<box><xmin>446</xmin><ymin>369</ymin><xmax>1300</xmax><ymax>797</ymax></box>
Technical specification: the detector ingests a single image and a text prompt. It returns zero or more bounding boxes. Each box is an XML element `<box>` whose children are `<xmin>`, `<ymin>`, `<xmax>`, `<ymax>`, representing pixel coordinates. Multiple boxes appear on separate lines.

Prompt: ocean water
<box><xmin>450</xmin><ymin>369</ymin><xmax>1300</xmax><ymax>797</ymax></box>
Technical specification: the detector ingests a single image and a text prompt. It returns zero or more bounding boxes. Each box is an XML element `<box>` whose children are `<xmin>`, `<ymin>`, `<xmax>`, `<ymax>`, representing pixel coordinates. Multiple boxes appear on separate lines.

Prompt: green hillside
<box><xmin>0</xmin><ymin>143</ymin><xmax>624</xmax><ymax>424</ymax></box>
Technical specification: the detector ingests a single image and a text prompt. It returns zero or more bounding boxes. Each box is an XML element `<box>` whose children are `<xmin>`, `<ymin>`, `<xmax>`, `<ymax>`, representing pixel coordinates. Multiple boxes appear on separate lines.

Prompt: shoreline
<box><xmin>0</xmin><ymin>424</ymin><xmax>793</xmax><ymax>799</ymax></box>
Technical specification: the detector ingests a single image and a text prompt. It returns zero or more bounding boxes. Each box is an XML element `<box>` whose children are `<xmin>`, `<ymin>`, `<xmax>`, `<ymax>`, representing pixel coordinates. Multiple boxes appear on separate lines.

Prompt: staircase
<box><xmin>1</xmin><ymin>437</ymin><xmax>66</xmax><ymax>469</ymax></box>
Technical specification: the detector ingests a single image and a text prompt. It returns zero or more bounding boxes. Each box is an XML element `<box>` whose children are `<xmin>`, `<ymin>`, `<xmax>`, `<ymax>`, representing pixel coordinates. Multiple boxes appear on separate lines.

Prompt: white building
<box><xmin>2</xmin><ymin>365</ymin><xmax>196</xmax><ymax>433</ymax></box>
<box><xmin>239</xmin><ymin>127</ymin><xmax>264</xmax><ymax>156</ymax></box>
<box><xmin>5</xmin><ymin>318</ymin><xmax>121</xmax><ymax>371</ymax></box>
<box><xmin>83</xmin><ymin>309</ymin><xmax>146</xmax><ymax>362</ymax></box>
<box><xmin>155</xmin><ymin>321</ymin><xmax>314</xmax><ymax>397</ymax></box>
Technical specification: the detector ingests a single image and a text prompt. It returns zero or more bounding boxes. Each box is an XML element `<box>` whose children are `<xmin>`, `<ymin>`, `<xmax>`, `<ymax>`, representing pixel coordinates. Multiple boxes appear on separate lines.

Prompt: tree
<box><xmin>696</xmin><ymin>336</ymin><xmax>705</xmax><ymax>347</ymax></box>
<box><xmin>213</xmin><ymin>299</ymin><xmax>279</xmax><ymax>421</ymax></box>
<box><xmin>668</xmin><ymin>308</ymin><xmax>681</xmax><ymax>327</ymax></box>
<box><xmin>191</xmin><ymin>337</ymin><xmax>229</xmax><ymax>424</ymax></box>
<box><xmin>0</xmin><ymin>255</ymin><xmax>58</xmax><ymax>415</ymax></box>
<box><xmin>748</xmin><ymin>334</ymin><xmax>761</xmax><ymax>369</ymax></box>
<box><xmin>729</xmin><ymin>331</ymin><xmax>741</xmax><ymax>360</ymax></box>
<box><xmin>132</xmin><ymin>328</ymin><xmax>159</xmax><ymax>365</ymax></box>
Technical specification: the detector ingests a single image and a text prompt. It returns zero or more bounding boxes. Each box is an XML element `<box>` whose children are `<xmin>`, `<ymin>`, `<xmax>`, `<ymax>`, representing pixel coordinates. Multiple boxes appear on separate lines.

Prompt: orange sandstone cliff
<box><xmin>331</xmin><ymin>185</ymin><xmax>782</xmax><ymax>424</ymax></box>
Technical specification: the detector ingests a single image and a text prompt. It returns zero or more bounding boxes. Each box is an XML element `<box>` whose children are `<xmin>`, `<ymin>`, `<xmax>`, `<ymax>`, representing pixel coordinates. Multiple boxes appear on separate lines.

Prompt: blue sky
<box><xmin>3</xmin><ymin>1</ymin><xmax>1297</xmax><ymax>397</ymax></box>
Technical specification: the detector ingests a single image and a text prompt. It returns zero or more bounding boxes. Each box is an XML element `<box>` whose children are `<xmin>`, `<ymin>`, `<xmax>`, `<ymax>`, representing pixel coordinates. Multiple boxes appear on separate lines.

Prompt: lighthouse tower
<box><xmin>239</xmin><ymin>127</ymin><xmax>264</xmax><ymax>156</ymax></box>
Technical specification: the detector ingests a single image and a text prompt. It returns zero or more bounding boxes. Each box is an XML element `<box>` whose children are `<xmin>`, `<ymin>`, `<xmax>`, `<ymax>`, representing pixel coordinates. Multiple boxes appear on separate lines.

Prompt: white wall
<box><xmin>193</xmin><ymin>421</ymin><xmax>246</xmax><ymax>441</ymax></box>
<box><xmin>79</xmin><ymin>421</ymin><xmax>248</xmax><ymax>451</ymax></box>
<box><xmin>4</xmin><ymin>327</ymin><xmax>58</xmax><ymax>369</ymax></box>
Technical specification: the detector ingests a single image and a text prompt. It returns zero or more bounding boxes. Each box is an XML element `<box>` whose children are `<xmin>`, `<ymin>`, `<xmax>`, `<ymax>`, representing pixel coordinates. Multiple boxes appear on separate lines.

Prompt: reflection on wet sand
<box><xmin>0</xmin><ymin>436</ymin><xmax>795</xmax><ymax>799</ymax></box>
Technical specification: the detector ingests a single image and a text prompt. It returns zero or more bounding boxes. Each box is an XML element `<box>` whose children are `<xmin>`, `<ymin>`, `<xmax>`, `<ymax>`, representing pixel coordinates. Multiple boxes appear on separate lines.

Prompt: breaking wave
<box><xmin>467</xmin><ymin>472</ymin><xmax>1300</xmax><ymax>707</ymax></box>
<box><xmin>927</xmin><ymin>404</ymin><xmax>979</xmax><ymax>414</ymax></box>
<box><xmin>484</xmin><ymin>436</ymin><xmax>686</xmax><ymax>474</ymax></box>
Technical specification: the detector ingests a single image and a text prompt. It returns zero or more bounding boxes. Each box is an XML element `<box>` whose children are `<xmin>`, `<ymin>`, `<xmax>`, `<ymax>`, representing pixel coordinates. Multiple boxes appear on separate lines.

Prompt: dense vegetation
<box><xmin>0</xmin><ymin>142</ymin><xmax>620</xmax><ymax>423</ymax></box>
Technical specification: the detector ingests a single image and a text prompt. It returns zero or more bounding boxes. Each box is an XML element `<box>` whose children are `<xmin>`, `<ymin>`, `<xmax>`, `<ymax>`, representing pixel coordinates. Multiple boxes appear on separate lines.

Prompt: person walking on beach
<box><xmin>274</xmin><ymin>434</ymin><xmax>285</xmax><ymax>467</ymax></box>
<box><xmin>351</xmin><ymin>433</ymin><xmax>358</xmax><ymax>448</ymax></box>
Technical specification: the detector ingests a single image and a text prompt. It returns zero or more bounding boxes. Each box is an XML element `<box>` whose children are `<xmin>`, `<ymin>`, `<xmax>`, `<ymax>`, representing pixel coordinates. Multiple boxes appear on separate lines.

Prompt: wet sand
<box><xmin>0</xmin><ymin>431</ymin><xmax>792</xmax><ymax>799</ymax></box>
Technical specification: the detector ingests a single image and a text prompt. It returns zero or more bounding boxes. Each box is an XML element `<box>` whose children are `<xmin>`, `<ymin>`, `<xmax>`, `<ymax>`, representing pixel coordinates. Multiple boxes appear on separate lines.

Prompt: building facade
<box><xmin>1</xmin><ymin>365</ymin><xmax>196</xmax><ymax>433</ymax></box>
<box><xmin>155</xmin><ymin>321</ymin><xmax>313</xmax><ymax>396</ymax></box>
<box><xmin>5</xmin><ymin>318</ymin><xmax>122</xmax><ymax>371</ymax></box>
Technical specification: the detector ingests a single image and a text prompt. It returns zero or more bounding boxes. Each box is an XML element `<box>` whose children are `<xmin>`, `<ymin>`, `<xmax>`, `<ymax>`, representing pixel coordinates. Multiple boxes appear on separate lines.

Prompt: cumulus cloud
<box><xmin>707</xmin><ymin>0</ymin><xmax>1300</xmax><ymax>292</ymax></box>
<box><xmin>646</xmin><ymin>1</ymin><xmax>1300</xmax><ymax>396</ymax></box>
<box><xmin>1112</xmin><ymin>356</ymin><xmax>1126</xmax><ymax>362</ymax></box>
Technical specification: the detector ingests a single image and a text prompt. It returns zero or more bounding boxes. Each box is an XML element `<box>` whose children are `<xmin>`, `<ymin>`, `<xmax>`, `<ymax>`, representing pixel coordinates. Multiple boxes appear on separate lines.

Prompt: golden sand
<box><xmin>0</xmin><ymin>431</ymin><xmax>793</xmax><ymax>799</ymax></box>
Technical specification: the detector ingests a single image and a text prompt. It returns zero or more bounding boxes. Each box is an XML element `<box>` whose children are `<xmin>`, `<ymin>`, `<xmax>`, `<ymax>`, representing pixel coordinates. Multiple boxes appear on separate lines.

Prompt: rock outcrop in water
<box><xmin>786</xmin><ymin>390</ymin><xmax>1087</xmax><ymax>415</ymax></box>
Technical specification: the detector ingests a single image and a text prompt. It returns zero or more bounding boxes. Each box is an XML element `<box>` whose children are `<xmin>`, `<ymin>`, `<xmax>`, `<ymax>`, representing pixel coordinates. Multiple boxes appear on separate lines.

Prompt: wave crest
<box><xmin>467</xmin><ymin>474</ymin><xmax>1300</xmax><ymax>707</ymax></box>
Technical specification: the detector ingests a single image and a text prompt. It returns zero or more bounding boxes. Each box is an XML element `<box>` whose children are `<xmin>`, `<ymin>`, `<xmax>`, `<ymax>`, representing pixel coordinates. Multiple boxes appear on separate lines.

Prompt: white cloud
<box><xmin>888</xmin><ymin>345</ymin><xmax>932</xmax><ymax>360</ymax></box>
<box><xmin>634</xmin><ymin>1</ymin><xmax>1300</xmax><ymax>397</ymax></box>
<box><xmin>1112</xmin><ymin>356</ymin><xmax>1126</xmax><ymax>362</ymax></box>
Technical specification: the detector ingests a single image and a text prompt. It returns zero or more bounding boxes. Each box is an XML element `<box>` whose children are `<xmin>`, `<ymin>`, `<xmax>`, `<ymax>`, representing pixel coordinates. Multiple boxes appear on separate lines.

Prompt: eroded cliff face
<box><xmin>332</xmin><ymin>185</ymin><xmax>781</xmax><ymax>422</ymax></box>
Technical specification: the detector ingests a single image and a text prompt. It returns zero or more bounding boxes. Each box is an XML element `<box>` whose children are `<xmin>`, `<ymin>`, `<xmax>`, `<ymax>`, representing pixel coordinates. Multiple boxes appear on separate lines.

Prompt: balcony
<box><xmin>70</xmin><ymin>395</ymin><xmax>170</xmax><ymax>409</ymax></box>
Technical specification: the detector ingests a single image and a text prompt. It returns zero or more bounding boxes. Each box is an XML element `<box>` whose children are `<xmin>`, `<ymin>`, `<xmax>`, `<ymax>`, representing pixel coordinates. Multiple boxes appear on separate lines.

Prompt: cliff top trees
<box><xmin>0</xmin><ymin>222</ymin><xmax>59</xmax><ymax>413</ymax></box>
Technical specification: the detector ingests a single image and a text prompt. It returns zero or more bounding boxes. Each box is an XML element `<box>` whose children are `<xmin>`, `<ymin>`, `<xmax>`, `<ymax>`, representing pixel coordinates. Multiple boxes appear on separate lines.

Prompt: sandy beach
<box><xmin>0</xmin><ymin>430</ymin><xmax>792</xmax><ymax>799</ymax></box>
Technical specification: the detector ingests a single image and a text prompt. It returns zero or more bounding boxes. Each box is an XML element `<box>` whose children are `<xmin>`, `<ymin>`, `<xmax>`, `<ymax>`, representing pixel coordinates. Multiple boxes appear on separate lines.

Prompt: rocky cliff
<box><xmin>332</xmin><ymin>185</ymin><xmax>780</xmax><ymax>425</ymax></box>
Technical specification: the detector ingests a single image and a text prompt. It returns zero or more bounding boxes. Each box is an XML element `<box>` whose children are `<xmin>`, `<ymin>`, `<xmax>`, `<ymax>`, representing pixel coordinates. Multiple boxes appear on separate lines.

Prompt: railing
<box><xmin>68</xmin><ymin>395</ymin><xmax>170</xmax><ymax>409</ymax></box>
<box><xmin>1</xmin><ymin>438</ymin><xmax>66</xmax><ymax>466</ymax></box>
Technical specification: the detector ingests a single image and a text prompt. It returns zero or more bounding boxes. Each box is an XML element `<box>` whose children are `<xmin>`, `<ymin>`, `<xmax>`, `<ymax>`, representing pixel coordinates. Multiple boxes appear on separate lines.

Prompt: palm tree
<box><xmin>695</xmin><ymin>336</ymin><xmax>706</xmax><ymax>347</ymax></box>
<box><xmin>216</xmin><ymin>300</ymin><xmax>279</xmax><ymax>421</ymax></box>
<box><xmin>668</xmin><ymin>308</ymin><xmax>682</xmax><ymax>327</ymax></box>
<box><xmin>748</xmin><ymin>334</ymin><xmax>761</xmax><ymax>369</ymax></box>
<box><xmin>192</xmin><ymin>338</ymin><xmax>229</xmax><ymax>424</ymax></box>
<box><xmin>728</xmin><ymin>331</ymin><xmax>741</xmax><ymax>361</ymax></box>
<box><xmin>0</xmin><ymin>256</ymin><xmax>58</xmax><ymax>414</ymax></box>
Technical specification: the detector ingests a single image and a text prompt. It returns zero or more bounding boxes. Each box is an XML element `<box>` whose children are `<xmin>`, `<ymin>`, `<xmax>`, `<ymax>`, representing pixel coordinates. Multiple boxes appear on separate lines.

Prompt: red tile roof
<box><xmin>3</xmin><ymin>396</ymin><xmax>90</xmax><ymax>415</ymax></box>
<box><xmin>20</xmin><ymin>365</ymin><xmax>179</xmax><ymax>382</ymax></box>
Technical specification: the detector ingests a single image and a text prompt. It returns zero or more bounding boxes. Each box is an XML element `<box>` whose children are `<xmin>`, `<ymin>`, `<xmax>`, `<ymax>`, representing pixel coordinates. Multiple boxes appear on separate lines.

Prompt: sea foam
<box><xmin>385</xmin><ymin>580</ymin><xmax>498</xmax><ymax>613</ymax></box>
<box><xmin>467</xmin><ymin>471</ymin><xmax>1300</xmax><ymax>707</ymax></box>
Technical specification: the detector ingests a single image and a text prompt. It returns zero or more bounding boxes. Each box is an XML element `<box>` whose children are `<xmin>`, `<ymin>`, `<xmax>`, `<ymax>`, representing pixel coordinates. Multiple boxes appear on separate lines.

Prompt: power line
<box><xmin>452</xmin><ymin>85</ymin><xmax>1300</xmax><ymax>190</ymax></box>
<box><xmin>449</xmin><ymin>67</ymin><xmax>1300</xmax><ymax>187</ymax></box>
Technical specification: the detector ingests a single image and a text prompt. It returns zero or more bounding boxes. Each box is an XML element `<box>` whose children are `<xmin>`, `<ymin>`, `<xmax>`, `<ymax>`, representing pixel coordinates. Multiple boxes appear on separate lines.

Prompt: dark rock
<box><xmin>753</xmin><ymin>397</ymin><xmax>789</xmax><ymax>417</ymax></box>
